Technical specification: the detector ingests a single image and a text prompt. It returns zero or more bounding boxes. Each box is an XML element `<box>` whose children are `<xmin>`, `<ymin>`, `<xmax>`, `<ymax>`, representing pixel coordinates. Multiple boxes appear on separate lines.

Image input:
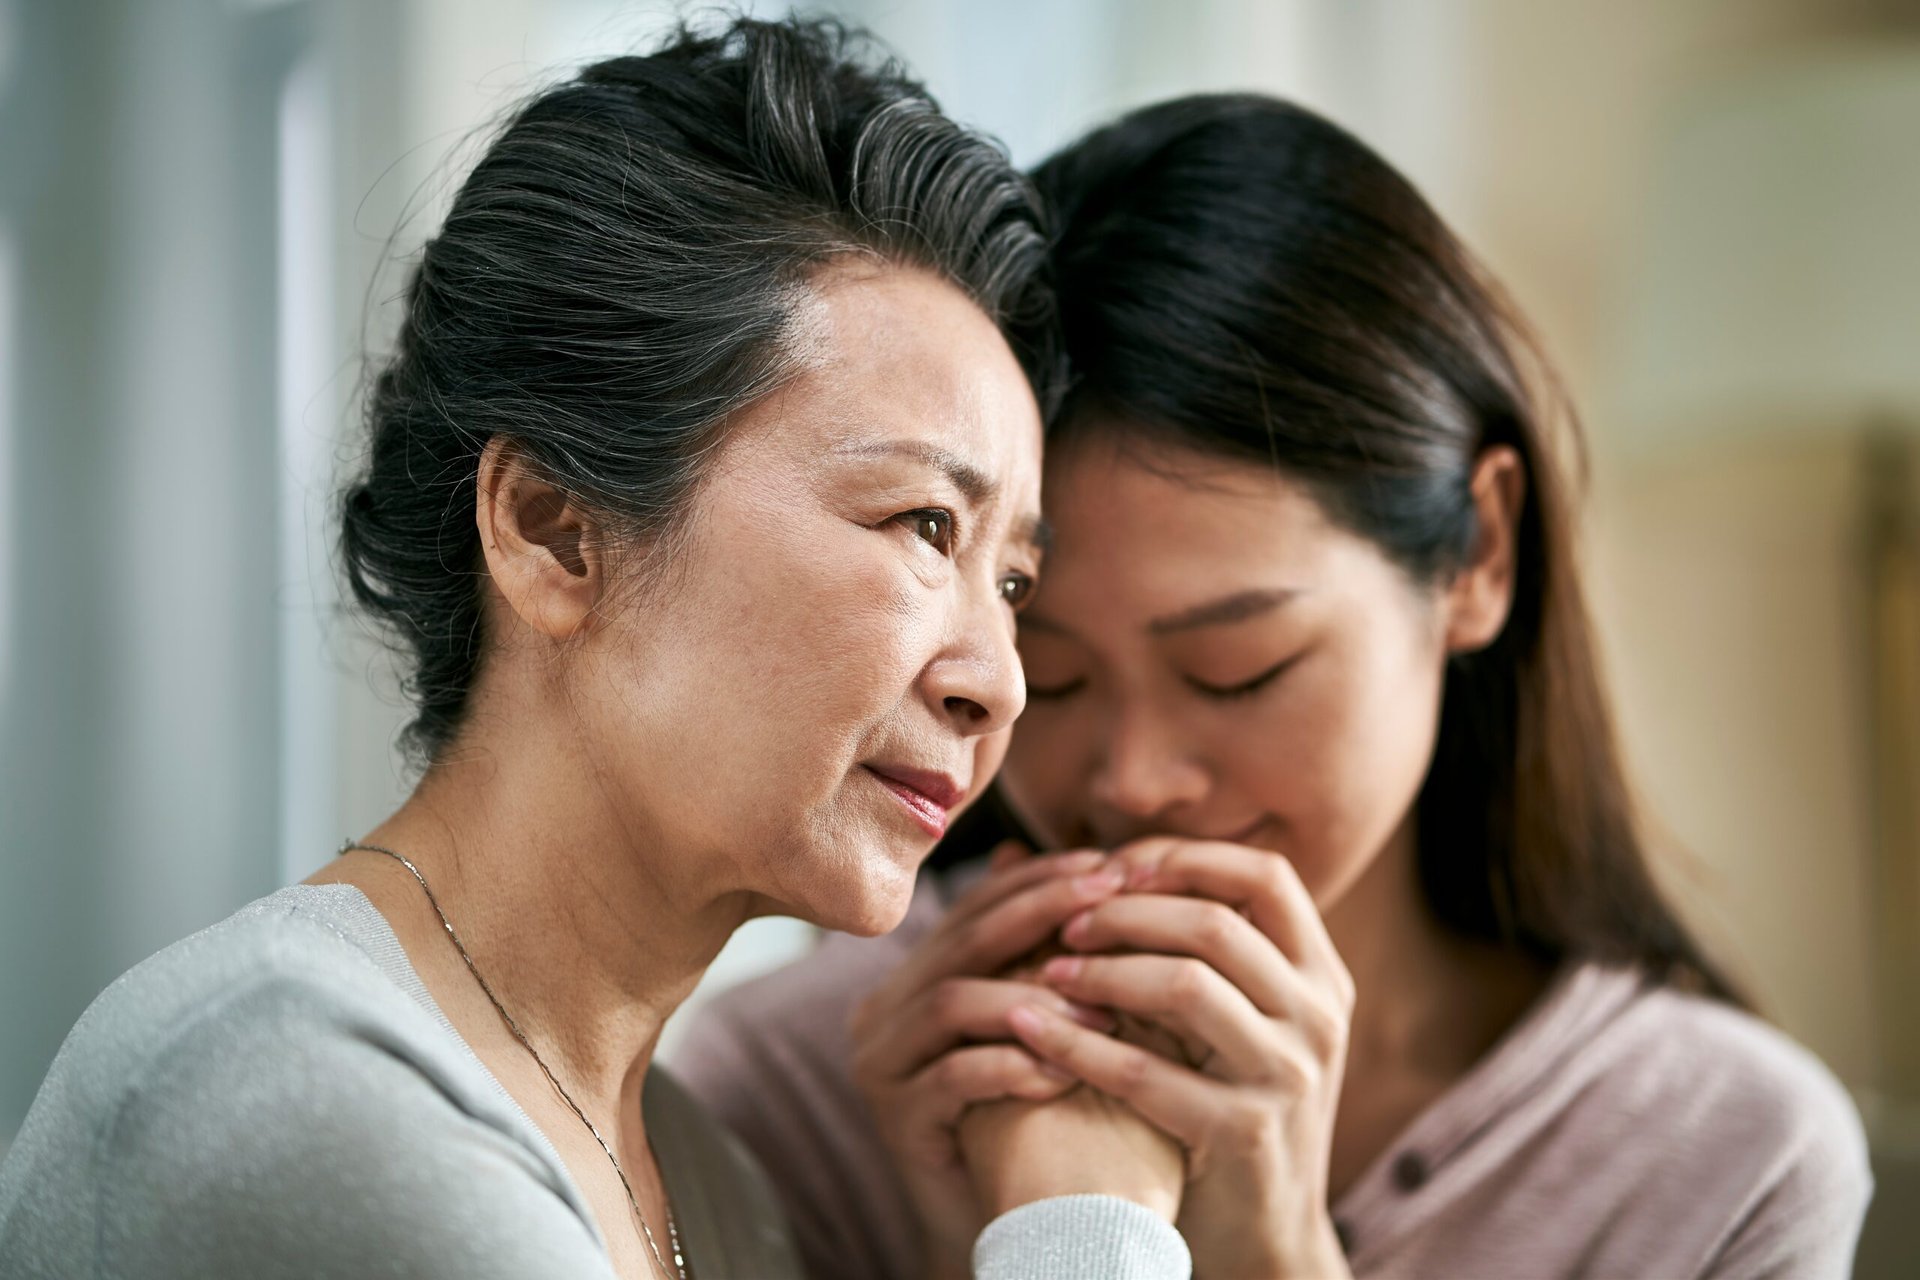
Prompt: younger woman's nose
<box><xmin>1088</xmin><ymin>708</ymin><xmax>1209</xmax><ymax>823</ymax></box>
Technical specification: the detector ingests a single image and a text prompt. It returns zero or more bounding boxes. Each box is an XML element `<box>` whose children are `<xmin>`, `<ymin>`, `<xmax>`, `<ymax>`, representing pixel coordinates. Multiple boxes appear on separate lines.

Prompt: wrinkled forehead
<box><xmin>726</xmin><ymin>263</ymin><xmax>1045</xmax><ymax>504</ymax></box>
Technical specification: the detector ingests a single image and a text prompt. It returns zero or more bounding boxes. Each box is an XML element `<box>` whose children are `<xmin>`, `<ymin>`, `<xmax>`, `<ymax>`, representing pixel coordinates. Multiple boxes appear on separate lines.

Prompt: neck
<box><xmin>338</xmin><ymin>717</ymin><xmax>753</xmax><ymax>1111</ymax></box>
<box><xmin>1321</xmin><ymin>812</ymin><xmax>1542</xmax><ymax>1084</ymax></box>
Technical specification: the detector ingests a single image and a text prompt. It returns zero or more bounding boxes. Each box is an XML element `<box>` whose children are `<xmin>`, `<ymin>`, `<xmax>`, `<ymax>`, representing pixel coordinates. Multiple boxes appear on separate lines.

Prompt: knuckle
<box><xmin>1303</xmin><ymin>988</ymin><xmax>1352</xmax><ymax>1042</ymax></box>
<box><xmin>1169</xmin><ymin>958</ymin><xmax>1214</xmax><ymax>1005</ymax></box>
<box><xmin>1267</xmin><ymin>1045</ymin><xmax>1318</xmax><ymax>1093</ymax></box>
<box><xmin>1217</xmin><ymin>1099</ymin><xmax>1284</xmax><ymax>1162</ymax></box>
<box><xmin>927</xmin><ymin>978</ymin><xmax>969</xmax><ymax>1027</ymax></box>
<box><xmin>929</xmin><ymin>1052</ymin><xmax>973</xmax><ymax>1094</ymax></box>
<box><xmin>1258</xmin><ymin>858</ymin><xmax>1293</xmax><ymax>902</ymax></box>
<box><xmin>1193</xmin><ymin>902</ymin><xmax>1240</xmax><ymax>952</ymax></box>
<box><xmin>1331</xmin><ymin>965</ymin><xmax>1358</xmax><ymax>1011</ymax></box>
<box><xmin>1119</xmin><ymin>834</ymin><xmax>1177</xmax><ymax>863</ymax></box>
<box><xmin>1109</xmin><ymin>1046</ymin><xmax>1152</xmax><ymax>1096</ymax></box>
<box><xmin>1043</xmin><ymin>872</ymin><xmax>1093</xmax><ymax>913</ymax></box>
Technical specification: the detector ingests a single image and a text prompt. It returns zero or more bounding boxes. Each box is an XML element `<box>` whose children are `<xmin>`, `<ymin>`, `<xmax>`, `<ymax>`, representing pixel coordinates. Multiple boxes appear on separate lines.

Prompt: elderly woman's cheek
<box><xmin>971</xmin><ymin>726</ymin><xmax>1014</xmax><ymax>800</ymax></box>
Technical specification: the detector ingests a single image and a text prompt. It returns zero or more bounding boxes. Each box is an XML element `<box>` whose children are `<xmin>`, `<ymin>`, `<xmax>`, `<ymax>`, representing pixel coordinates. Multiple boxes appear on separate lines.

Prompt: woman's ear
<box><xmin>1443</xmin><ymin>445</ymin><xmax>1526</xmax><ymax>655</ymax></box>
<box><xmin>475</xmin><ymin>437</ymin><xmax>609</xmax><ymax>641</ymax></box>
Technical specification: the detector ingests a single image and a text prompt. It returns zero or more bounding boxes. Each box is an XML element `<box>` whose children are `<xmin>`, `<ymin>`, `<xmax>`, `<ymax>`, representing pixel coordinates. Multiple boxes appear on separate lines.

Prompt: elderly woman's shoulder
<box><xmin>0</xmin><ymin>883</ymin><xmax>615</xmax><ymax>1278</ymax></box>
<box><xmin>18</xmin><ymin>884</ymin><xmax>437</xmax><ymax>1112</ymax></box>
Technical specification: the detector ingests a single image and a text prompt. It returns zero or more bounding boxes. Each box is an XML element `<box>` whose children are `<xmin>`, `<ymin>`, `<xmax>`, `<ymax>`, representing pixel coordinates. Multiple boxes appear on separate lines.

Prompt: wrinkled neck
<box><xmin>349</xmin><ymin>715</ymin><xmax>752</xmax><ymax>1109</ymax></box>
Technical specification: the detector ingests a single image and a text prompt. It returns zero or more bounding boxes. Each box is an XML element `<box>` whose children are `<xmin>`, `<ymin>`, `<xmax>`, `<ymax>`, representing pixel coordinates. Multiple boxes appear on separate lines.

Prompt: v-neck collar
<box><xmin>275</xmin><ymin>884</ymin><xmax>616</xmax><ymax>1250</ymax></box>
<box><xmin>1330</xmin><ymin>960</ymin><xmax>1648</xmax><ymax>1261</ymax></box>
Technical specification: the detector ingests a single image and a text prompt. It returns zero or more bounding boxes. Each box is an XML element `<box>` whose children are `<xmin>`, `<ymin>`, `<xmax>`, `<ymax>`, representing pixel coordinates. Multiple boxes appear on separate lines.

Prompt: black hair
<box><xmin>1004</xmin><ymin>94</ymin><xmax>1745</xmax><ymax>1004</ymax></box>
<box><xmin>339</xmin><ymin>15</ymin><xmax>1058</xmax><ymax>764</ymax></box>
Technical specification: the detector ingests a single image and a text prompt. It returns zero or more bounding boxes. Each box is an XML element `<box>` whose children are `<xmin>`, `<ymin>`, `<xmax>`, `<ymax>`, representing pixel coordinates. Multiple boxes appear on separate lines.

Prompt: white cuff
<box><xmin>972</xmin><ymin>1194</ymin><xmax>1191</xmax><ymax>1280</ymax></box>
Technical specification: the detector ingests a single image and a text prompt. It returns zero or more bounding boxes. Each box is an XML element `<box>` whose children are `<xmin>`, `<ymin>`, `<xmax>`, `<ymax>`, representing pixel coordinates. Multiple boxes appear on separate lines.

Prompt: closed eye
<box><xmin>1023</xmin><ymin>677</ymin><xmax>1086</xmax><ymax>700</ymax></box>
<box><xmin>1187</xmin><ymin>655</ymin><xmax>1299</xmax><ymax>699</ymax></box>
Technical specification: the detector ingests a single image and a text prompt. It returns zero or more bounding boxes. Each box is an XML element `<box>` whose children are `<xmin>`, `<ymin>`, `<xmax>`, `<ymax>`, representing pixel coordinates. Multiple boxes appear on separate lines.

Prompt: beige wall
<box><xmin>1590</xmin><ymin>439</ymin><xmax>1882</xmax><ymax>1082</ymax></box>
<box><xmin>1404</xmin><ymin>0</ymin><xmax>1918</xmax><ymax>1092</ymax></box>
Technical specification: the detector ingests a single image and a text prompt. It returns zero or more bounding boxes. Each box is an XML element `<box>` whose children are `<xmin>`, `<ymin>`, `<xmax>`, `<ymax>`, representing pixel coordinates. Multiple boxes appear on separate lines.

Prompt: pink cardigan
<box><xmin>673</xmin><ymin>873</ymin><xmax>1871</xmax><ymax>1278</ymax></box>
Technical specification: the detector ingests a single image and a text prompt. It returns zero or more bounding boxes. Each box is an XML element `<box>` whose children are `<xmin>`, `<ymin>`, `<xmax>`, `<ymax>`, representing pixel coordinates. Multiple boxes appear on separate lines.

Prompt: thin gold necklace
<box><xmin>340</xmin><ymin>839</ymin><xmax>688</xmax><ymax>1280</ymax></box>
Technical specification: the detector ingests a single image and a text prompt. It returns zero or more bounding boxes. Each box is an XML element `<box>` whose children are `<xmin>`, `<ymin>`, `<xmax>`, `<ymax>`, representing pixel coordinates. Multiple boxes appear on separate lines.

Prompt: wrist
<box><xmin>1281</xmin><ymin>1212</ymin><xmax>1352</xmax><ymax>1279</ymax></box>
<box><xmin>986</xmin><ymin>1174</ymin><xmax>1180</xmax><ymax>1225</ymax></box>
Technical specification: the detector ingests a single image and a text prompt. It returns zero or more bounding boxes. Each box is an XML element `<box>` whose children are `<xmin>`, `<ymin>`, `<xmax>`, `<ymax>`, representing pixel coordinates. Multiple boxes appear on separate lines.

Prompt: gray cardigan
<box><xmin>0</xmin><ymin>884</ymin><xmax>1187</xmax><ymax>1279</ymax></box>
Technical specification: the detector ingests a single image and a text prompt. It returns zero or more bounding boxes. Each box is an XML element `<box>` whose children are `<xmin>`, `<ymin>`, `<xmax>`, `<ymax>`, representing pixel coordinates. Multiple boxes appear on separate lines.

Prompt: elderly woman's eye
<box><xmin>999</xmin><ymin>571</ymin><xmax>1036</xmax><ymax>608</ymax></box>
<box><xmin>897</xmin><ymin>509</ymin><xmax>953</xmax><ymax>553</ymax></box>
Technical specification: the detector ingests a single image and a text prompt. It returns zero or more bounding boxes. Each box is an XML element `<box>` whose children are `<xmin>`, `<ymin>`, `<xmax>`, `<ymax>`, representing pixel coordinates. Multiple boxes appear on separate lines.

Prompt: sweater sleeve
<box><xmin>972</xmin><ymin>1195</ymin><xmax>1191</xmax><ymax>1280</ymax></box>
<box><xmin>92</xmin><ymin>972</ymin><xmax>618</xmax><ymax>1280</ymax></box>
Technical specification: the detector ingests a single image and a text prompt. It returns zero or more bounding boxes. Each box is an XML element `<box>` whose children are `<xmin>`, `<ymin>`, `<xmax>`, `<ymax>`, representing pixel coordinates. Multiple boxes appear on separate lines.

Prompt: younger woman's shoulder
<box><xmin>1547</xmin><ymin>964</ymin><xmax>1873</xmax><ymax>1275</ymax></box>
<box><xmin>1605</xmin><ymin>971</ymin><xmax>1867</xmax><ymax>1161</ymax></box>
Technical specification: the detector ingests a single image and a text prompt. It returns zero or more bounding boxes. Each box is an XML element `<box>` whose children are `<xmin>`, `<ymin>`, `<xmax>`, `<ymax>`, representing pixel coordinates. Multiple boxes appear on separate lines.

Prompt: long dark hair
<box><xmin>977</xmin><ymin>93</ymin><xmax>1743</xmax><ymax>1006</ymax></box>
<box><xmin>339</xmin><ymin>16</ymin><xmax>1058</xmax><ymax>764</ymax></box>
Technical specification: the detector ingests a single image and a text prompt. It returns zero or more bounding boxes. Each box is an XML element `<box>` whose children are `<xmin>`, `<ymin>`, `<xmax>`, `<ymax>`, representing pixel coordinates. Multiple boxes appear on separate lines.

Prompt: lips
<box><xmin>1219</xmin><ymin>814</ymin><xmax>1274</xmax><ymax>845</ymax></box>
<box><xmin>1086</xmin><ymin>813</ymin><xmax>1275</xmax><ymax>848</ymax></box>
<box><xmin>863</xmin><ymin>763</ymin><xmax>966</xmax><ymax>838</ymax></box>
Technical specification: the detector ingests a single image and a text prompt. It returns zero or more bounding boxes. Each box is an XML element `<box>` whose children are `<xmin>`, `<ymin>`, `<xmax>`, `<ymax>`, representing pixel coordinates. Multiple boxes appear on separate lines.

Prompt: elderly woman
<box><xmin>0</xmin><ymin>19</ymin><xmax>1192</xmax><ymax>1280</ymax></box>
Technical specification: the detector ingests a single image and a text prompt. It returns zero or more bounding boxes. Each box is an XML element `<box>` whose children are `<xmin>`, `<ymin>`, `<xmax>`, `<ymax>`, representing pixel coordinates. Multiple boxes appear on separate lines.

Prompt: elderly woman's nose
<box><xmin>924</xmin><ymin>589</ymin><xmax>1026</xmax><ymax>737</ymax></box>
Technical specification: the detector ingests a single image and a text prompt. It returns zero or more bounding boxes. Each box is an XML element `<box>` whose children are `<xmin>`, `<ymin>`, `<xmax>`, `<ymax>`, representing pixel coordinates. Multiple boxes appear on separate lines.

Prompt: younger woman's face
<box><xmin>999</xmin><ymin>432</ymin><xmax>1452</xmax><ymax>909</ymax></box>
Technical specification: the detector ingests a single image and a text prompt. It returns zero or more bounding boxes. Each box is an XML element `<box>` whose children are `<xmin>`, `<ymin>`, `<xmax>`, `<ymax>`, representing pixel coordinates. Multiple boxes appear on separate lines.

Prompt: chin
<box><xmin>802</xmin><ymin>839</ymin><xmax>925</xmax><ymax>937</ymax></box>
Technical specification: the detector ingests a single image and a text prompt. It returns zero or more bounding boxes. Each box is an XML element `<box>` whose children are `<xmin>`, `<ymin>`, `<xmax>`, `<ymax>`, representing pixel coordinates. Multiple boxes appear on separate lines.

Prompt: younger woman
<box><xmin>677</xmin><ymin>94</ymin><xmax>1873</xmax><ymax>1279</ymax></box>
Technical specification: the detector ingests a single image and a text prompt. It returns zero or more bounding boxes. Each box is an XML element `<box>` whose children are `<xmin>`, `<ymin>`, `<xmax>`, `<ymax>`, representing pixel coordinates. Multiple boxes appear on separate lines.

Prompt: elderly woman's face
<box><xmin>577</xmin><ymin>266</ymin><xmax>1044</xmax><ymax>934</ymax></box>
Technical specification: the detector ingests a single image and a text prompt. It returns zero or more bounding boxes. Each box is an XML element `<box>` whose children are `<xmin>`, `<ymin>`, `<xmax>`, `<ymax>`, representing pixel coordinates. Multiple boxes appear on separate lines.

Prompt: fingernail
<box><xmin>1061</xmin><ymin>911</ymin><xmax>1093</xmax><ymax>945</ymax></box>
<box><xmin>1073</xmin><ymin>868</ymin><xmax>1126</xmax><ymax>898</ymax></box>
<box><xmin>1043</xmin><ymin>955</ymin><xmax>1084</xmax><ymax>983</ymax></box>
<box><xmin>1125</xmin><ymin>861</ymin><xmax>1157</xmax><ymax>889</ymax></box>
<box><xmin>1063</xmin><ymin>1000</ymin><xmax>1113</xmax><ymax>1031</ymax></box>
<box><xmin>1008</xmin><ymin>1005</ymin><xmax>1049</xmax><ymax>1038</ymax></box>
<box><xmin>1037</xmin><ymin>1060</ymin><xmax>1075</xmax><ymax>1082</ymax></box>
<box><xmin>1057</xmin><ymin>850</ymin><xmax>1107</xmax><ymax>872</ymax></box>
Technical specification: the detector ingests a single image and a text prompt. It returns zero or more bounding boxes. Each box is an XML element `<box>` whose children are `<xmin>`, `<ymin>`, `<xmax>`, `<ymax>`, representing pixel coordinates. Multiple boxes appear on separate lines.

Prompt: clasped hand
<box><xmin>848</xmin><ymin>838</ymin><xmax>1356</xmax><ymax>1280</ymax></box>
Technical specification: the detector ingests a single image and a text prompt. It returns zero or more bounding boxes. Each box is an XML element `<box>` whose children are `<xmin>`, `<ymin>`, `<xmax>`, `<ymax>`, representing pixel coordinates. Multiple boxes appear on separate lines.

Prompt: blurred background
<box><xmin>1</xmin><ymin>0</ymin><xmax>1916</xmax><ymax>1270</ymax></box>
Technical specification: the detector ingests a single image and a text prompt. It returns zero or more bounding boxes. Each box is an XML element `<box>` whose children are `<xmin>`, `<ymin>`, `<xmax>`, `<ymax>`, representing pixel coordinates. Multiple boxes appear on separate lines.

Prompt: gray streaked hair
<box><xmin>339</xmin><ymin>14</ymin><xmax>1060</xmax><ymax>764</ymax></box>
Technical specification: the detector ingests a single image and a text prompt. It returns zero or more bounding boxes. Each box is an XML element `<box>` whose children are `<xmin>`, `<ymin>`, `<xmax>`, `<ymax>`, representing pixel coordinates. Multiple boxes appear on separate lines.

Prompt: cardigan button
<box><xmin>1391</xmin><ymin>1150</ymin><xmax>1430</xmax><ymax>1191</ymax></box>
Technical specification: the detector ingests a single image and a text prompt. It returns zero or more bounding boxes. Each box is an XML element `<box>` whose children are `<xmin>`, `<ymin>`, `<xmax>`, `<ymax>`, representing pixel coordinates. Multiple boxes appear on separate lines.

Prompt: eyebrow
<box><xmin>1146</xmin><ymin>587</ymin><xmax>1303</xmax><ymax>635</ymax></box>
<box><xmin>1018</xmin><ymin>586</ymin><xmax>1302</xmax><ymax>640</ymax></box>
<box><xmin>1015</xmin><ymin>514</ymin><xmax>1054</xmax><ymax>557</ymax></box>
<box><xmin>836</xmin><ymin>438</ymin><xmax>1050</xmax><ymax>555</ymax></box>
<box><xmin>834</xmin><ymin>439</ymin><xmax>994</xmax><ymax>505</ymax></box>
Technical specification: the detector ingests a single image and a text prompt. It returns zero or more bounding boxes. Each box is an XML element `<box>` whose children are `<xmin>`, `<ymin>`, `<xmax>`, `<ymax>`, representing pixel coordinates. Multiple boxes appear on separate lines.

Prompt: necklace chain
<box><xmin>341</xmin><ymin>839</ymin><xmax>687</xmax><ymax>1280</ymax></box>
